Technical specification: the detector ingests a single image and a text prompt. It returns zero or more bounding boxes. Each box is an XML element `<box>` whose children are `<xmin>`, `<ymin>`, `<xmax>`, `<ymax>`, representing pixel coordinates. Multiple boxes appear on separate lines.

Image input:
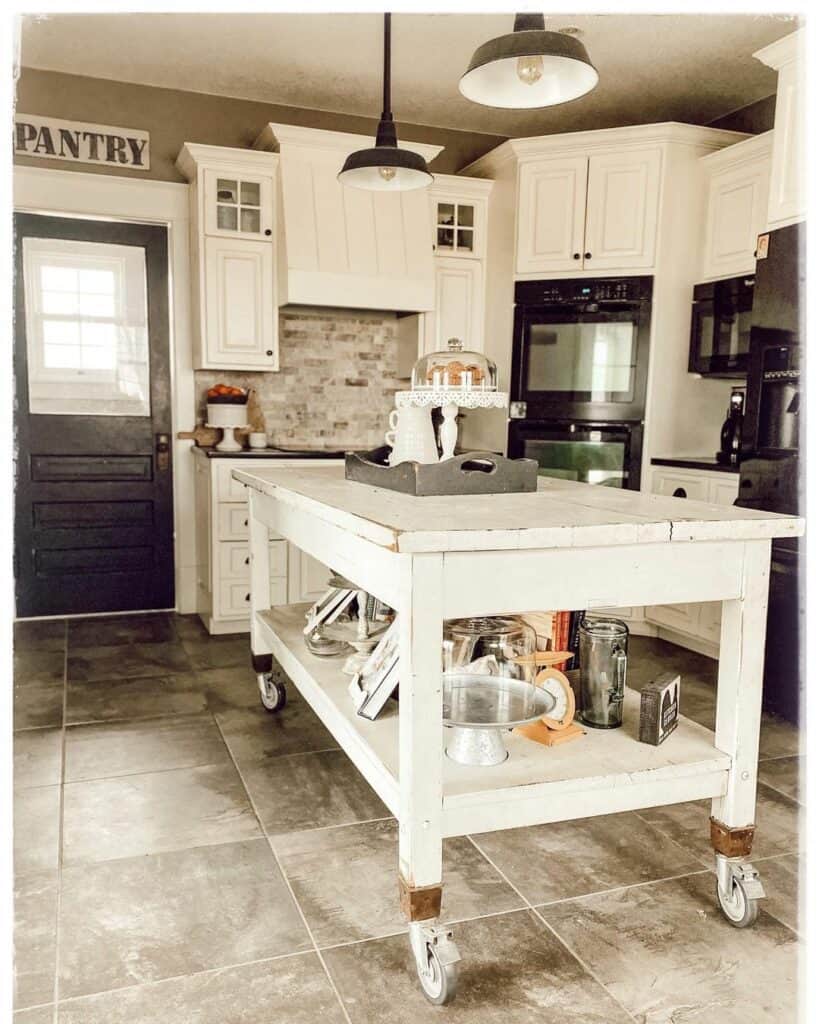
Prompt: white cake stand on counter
<box><xmin>394</xmin><ymin>389</ymin><xmax>508</xmax><ymax>461</ymax></box>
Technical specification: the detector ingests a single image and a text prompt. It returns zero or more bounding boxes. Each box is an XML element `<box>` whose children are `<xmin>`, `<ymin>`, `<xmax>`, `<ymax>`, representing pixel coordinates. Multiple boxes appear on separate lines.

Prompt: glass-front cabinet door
<box><xmin>432</xmin><ymin>198</ymin><xmax>483</xmax><ymax>258</ymax></box>
<box><xmin>203</xmin><ymin>170</ymin><xmax>274</xmax><ymax>240</ymax></box>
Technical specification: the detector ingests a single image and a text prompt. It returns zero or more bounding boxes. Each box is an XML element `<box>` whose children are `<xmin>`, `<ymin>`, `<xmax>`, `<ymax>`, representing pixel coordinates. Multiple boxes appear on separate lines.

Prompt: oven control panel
<box><xmin>514</xmin><ymin>276</ymin><xmax>650</xmax><ymax>306</ymax></box>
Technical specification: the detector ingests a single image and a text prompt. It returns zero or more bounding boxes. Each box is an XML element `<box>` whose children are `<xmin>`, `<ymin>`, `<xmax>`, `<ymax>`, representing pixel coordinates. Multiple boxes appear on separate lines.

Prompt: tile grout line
<box><xmin>54</xmin><ymin>947</ymin><xmax>317</xmax><ymax>1008</ymax></box>
<box><xmin>211</xmin><ymin>713</ymin><xmax>355</xmax><ymax>1024</ymax></box>
<box><xmin>632</xmin><ymin>809</ymin><xmax>720</xmax><ymax>870</ymax></box>
<box><xmin>465</xmin><ymin>834</ymin><xmax>641</xmax><ymax>1024</ymax></box>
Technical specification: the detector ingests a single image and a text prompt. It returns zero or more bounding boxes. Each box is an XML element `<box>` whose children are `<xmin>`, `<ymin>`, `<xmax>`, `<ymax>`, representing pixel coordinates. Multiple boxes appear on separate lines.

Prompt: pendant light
<box><xmin>338</xmin><ymin>13</ymin><xmax>432</xmax><ymax>191</ymax></box>
<box><xmin>459</xmin><ymin>13</ymin><xmax>598</xmax><ymax>109</ymax></box>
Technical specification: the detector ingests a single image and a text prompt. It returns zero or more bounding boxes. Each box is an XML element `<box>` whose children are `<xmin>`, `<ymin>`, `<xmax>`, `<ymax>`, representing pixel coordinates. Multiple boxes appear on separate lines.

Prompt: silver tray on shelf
<box><xmin>442</xmin><ymin>673</ymin><xmax>555</xmax><ymax>767</ymax></box>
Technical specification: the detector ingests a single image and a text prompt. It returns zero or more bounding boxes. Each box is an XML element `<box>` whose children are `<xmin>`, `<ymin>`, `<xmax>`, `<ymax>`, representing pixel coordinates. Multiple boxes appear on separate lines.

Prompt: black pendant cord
<box><xmin>382</xmin><ymin>12</ymin><xmax>392</xmax><ymax>119</ymax></box>
<box><xmin>375</xmin><ymin>12</ymin><xmax>398</xmax><ymax>148</ymax></box>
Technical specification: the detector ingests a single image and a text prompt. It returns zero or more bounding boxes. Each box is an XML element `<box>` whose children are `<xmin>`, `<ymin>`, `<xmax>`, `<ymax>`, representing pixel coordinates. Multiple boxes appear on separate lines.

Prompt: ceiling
<box><xmin>18</xmin><ymin>13</ymin><xmax>798</xmax><ymax>138</ymax></box>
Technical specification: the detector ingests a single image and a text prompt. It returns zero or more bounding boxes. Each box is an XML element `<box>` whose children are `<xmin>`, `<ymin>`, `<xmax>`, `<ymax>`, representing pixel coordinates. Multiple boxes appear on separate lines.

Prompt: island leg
<box><xmin>248</xmin><ymin>490</ymin><xmax>286</xmax><ymax>713</ymax></box>
<box><xmin>397</xmin><ymin>553</ymin><xmax>460</xmax><ymax>1004</ymax></box>
<box><xmin>711</xmin><ymin>539</ymin><xmax>771</xmax><ymax>927</ymax></box>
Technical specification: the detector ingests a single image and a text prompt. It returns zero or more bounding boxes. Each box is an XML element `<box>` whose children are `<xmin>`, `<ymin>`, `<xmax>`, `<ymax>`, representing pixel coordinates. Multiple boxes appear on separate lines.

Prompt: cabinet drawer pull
<box><xmin>672</xmin><ymin>487</ymin><xmax>687</xmax><ymax>499</ymax></box>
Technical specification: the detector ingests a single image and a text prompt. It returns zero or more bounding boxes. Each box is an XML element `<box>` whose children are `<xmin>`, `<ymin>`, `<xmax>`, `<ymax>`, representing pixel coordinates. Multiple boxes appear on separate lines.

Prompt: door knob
<box><xmin>155</xmin><ymin>433</ymin><xmax>170</xmax><ymax>472</ymax></box>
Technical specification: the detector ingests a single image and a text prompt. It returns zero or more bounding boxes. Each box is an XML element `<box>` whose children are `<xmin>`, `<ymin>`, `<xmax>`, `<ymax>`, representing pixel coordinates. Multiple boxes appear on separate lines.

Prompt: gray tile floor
<box><xmin>13</xmin><ymin>615</ymin><xmax>804</xmax><ymax>1022</ymax></box>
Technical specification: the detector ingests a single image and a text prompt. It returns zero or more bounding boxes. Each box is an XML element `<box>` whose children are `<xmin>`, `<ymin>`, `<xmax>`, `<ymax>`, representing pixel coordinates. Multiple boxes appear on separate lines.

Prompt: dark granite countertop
<box><xmin>194</xmin><ymin>446</ymin><xmax>347</xmax><ymax>460</ymax></box>
<box><xmin>651</xmin><ymin>455</ymin><xmax>740</xmax><ymax>474</ymax></box>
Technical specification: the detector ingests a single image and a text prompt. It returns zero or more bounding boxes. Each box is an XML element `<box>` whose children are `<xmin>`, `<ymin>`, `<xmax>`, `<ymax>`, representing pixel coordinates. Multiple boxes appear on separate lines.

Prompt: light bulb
<box><xmin>378</xmin><ymin>166</ymin><xmax>397</xmax><ymax>182</ymax></box>
<box><xmin>516</xmin><ymin>55</ymin><xmax>544</xmax><ymax>86</ymax></box>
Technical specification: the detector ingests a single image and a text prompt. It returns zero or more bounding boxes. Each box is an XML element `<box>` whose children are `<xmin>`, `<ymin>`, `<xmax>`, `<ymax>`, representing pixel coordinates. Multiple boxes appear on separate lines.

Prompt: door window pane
<box><xmin>23</xmin><ymin>237</ymin><xmax>151</xmax><ymax>416</ymax></box>
<box><xmin>458</xmin><ymin>204</ymin><xmax>474</xmax><ymax>228</ymax></box>
<box><xmin>216</xmin><ymin>179</ymin><xmax>238</xmax><ymax>203</ymax></box>
<box><xmin>240</xmin><ymin>181</ymin><xmax>260</xmax><ymax>206</ymax></box>
<box><xmin>240</xmin><ymin>208</ymin><xmax>260</xmax><ymax>233</ymax></box>
<box><xmin>217</xmin><ymin>205</ymin><xmax>238</xmax><ymax>231</ymax></box>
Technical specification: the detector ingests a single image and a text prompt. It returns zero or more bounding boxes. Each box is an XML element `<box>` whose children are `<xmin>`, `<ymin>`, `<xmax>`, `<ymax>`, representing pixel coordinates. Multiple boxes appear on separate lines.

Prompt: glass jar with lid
<box><xmin>411</xmin><ymin>338</ymin><xmax>498</xmax><ymax>392</ymax></box>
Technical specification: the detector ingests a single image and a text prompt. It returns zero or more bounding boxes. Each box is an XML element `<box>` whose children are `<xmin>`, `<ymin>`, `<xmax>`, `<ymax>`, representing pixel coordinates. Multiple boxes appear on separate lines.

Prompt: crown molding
<box><xmin>699</xmin><ymin>129</ymin><xmax>773</xmax><ymax>168</ymax></box>
<box><xmin>176</xmin><ymin>142</ymin><xmax>278</xmax><ymax>181</ymax></box>
<box><xmin>255</xmin><ymin>122</ymin><xmax>444</xmax><ymax>163</ymax></box>
<box><xmin>754</xmin><ymin>27</ymin><xmax>804</xmax><ymax>70</ymax></box>
<box><xmin>428</xmin><ymin>172</ymin><xmax>494</xmax><ymax>197</ymax></box>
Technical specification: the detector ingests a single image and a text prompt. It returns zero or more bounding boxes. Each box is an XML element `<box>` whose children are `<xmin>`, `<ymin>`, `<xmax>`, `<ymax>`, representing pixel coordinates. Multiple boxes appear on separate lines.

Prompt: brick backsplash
<box><xmin>194</xmin><ymin>307</ymin><xmax>403</xmax><ymax>450</ymax></box>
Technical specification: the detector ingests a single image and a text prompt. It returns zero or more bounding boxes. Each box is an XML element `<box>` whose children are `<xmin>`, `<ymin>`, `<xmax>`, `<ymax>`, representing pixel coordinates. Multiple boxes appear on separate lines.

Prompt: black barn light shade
<box><xmin>338</xmin><ymin>13</ymin><xmax>433</xmax><ymax>191</ymax></box>
<box><xmin>459</xmin><ymin>13</ymin><xmax>598</xmax><ymax>109</ymax></box>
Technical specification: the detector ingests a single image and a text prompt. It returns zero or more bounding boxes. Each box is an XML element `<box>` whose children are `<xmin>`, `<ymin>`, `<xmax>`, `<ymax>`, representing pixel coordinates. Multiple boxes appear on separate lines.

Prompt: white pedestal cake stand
<box><xmin>394</xmin><ymin>390</ymin><xmax>509</xmax><ymax>461</ymax></box>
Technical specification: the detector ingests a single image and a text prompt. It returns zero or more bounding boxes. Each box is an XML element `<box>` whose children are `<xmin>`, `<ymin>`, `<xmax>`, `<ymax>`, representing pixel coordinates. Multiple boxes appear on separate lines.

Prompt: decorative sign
<box><xmin>756</xmin><ymin>232</ymin><xmax>770</xmax><ymax>261</ymax></box>
<box><xmin>14</xmin><ymin>114</ymin><xmax>150</xmax><ymax>170</ymax></box>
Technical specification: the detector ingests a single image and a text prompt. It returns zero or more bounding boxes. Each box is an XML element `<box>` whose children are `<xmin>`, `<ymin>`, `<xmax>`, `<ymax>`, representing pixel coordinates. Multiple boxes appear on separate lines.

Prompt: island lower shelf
<box><xmin>256</xmin><ymin>603</ymin><xmax>731</xmax><ymax>837</ymax></box>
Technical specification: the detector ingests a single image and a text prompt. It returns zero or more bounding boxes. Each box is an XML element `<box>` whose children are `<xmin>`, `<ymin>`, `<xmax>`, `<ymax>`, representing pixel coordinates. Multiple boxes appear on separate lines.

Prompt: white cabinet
<box><xmin>194</xmin><ymin>453</ymin><xmax>338</xmax><ymax>634</ymax></box>
<box><xmin>517</xmin><ymin>156</ymin><xmax>587</xmax><ymax>274</ymax></box>
<box><xmin>423</xmin><ymin>258</ymin><xmax>484</xmax><ymax>354</ymax></box>
<box><xmin>645</xmin><ymin>467</ymin><xmax>739</xmax><ymax>649</ymax></box>
<box><xmin>177</xmin><ymin>143</ymin><xmax>279</xmax><ymax>371</ymax></box>
<box><xmin>287</xmin><ymin>547</ymin><xmax>332</xmax><ymax>605</ymax></box>
<box><xmin>754</xmin><ymin>29</ymin><xmax>805</xmax><ymax>229</ymax></box>
<box><xmin>583</xmin><ymin>148</ymin><xmax>662</xmax><ymax>270</ymax></box>
<box><xmin>203</xmin><ymin>237</ymin><xmax>276</xmax><ymax>369</ymax></box>
<box><xmin>203</xmin><ymin>170</ymin><xmax>274</xmax><ymax>240</ymax></box>
<box><xmin>516</xmin><ymin>146</ymin><xmax>661</xmax><ymax>275</ymax></box>
<box><xmin>700</xmin><ymin>134</ymin><xmax>772</xmax><ymax>281</ymax></box>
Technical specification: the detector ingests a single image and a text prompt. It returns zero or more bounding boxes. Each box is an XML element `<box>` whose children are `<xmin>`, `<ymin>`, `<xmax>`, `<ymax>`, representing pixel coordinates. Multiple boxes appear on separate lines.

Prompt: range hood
<box><xmin>254</xmin><ymin>123</ymin><xmax>443</xmax><ymax>313</ymax></box>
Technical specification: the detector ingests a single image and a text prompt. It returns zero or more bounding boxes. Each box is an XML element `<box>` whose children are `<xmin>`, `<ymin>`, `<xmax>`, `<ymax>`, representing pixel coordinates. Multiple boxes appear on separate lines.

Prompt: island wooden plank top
<box><xmin>234</xmin><ymin>465</ymin><xmax>804</xmax><ymax>554</ymax></box>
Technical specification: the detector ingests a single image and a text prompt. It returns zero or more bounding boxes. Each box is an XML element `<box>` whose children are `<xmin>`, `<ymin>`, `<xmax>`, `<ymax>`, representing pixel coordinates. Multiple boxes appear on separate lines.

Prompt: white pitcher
<box><xmin>385</xmin><ymin>406</ymin><xmax>438</xmax><ymax>465</ymax></box>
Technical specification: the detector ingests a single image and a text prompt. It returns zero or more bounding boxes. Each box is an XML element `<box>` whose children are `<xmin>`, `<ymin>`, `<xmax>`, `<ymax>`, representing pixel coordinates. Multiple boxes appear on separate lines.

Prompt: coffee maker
<box><xmin>716</xmin><ymin>388</ymin><xmax>744</xmax><ymax>466</ymax></box>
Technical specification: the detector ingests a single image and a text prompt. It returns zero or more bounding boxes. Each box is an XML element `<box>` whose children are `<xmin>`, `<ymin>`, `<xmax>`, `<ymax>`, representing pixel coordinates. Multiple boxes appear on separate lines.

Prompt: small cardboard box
<box><xmin>639</xmin><ymin>672</ymin><xmax>680</xmax><ymax>745</ymax></box>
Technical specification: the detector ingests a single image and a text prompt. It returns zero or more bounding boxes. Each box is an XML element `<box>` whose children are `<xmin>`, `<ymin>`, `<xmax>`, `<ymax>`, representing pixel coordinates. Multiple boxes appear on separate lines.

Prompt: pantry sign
<box><xmin>14</xmin><ymin>114</ymin><xmax>150</xmax><ymax>170</ymax></box>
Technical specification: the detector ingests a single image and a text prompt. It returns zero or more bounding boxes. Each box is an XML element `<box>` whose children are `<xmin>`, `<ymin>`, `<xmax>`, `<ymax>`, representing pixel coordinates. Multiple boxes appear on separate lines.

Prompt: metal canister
<box><xmin>578</xmin><ymin>617</ymin><xmax>629</xmax><ymax>729</ymax></box>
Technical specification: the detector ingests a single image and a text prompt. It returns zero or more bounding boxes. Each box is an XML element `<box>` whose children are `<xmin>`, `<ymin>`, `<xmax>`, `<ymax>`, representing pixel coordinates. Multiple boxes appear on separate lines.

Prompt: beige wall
<box><xmin>14</xmin><ymin>67</ymin><xmax>507</xmax><ymax>180</ymax></box>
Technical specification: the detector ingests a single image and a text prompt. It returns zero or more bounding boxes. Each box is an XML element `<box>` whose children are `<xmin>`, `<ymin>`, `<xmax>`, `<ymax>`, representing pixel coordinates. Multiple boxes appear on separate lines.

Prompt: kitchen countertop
<box><xmin>193</xmin><ymin>446</ymin><xmax>347</xmax><ymax>459</ymax></box>
<box><xmin>233</xmin><ymin>465</ymin><xmax>802</xmax><ymax>553</ymax></box>
<box><xmin>651</xmin><ymin>455</ymin><xmax>740</xmax><ymax>474</ymax></box>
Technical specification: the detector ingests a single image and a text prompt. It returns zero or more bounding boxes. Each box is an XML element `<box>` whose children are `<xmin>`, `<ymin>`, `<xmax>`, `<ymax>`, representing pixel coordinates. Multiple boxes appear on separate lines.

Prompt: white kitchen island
<box><xmin>234</xmin><ymin>464</ymin><xmax>803</xmax><ymax>1004</ymax></box>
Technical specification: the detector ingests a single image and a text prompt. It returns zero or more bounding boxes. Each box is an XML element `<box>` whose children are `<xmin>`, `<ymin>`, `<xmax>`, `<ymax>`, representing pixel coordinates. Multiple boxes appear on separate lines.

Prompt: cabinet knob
<box><xmin>244</xmin><ymin>519</ymin><xmax>248</xmax><ymax>527</ymax></box>
<box><xmin>584</xmin><ymin>252</ymin><xmax>592</xmax><ymax>260</ymax></box>
<box><xmin>266</xmin><ymin>350</ymin><xmax>273</xmax><ymax>357</ymax></box>
<box><xmin>753</xmin><ymin>249</ymin><xmax>757</xmax><ymax>258</ymax></box>
<box><xmin>572</xmin><ymin>253</ymin><xmax>581</xmax><ymax>260</ymax></box>
<box><xmin>264</xmin><ymin>229</ymin><xmax>272</xmax><ymax>236</ymax></box>
<box><xmin>245</xmin><ymin>593</ymin><xmax>250</xmax><ymax>602</ymax></box>
<box><xmin>245</xmin><ymin>556</ymin><xmax>250</xmax><ymax>565</ymax></box>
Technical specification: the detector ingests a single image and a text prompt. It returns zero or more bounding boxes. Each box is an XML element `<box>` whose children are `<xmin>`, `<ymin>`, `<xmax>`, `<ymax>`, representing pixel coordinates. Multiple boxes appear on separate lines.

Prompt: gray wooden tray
<box><xmin>345</xmin><ymin>447</ymin><xmax>538</xmax><ymax>496</ymax></box>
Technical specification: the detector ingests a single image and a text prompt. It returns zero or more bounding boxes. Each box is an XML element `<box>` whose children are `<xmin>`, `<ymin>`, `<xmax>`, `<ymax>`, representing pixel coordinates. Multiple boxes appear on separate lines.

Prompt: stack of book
<box><xmin>520</xmin><ymin>610</ymin><xmax>582</xmax><ymax>670</ymax></box>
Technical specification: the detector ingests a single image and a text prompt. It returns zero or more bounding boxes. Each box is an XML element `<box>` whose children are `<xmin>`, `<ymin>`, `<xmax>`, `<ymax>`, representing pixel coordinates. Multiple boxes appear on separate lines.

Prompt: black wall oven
<box><xmin>510</xmin><ymin>276</ymin><xmax>652</xmax><ymax>422</ymax></box>
<box><xmin>508</xmin><ymin>420</ymin><xmax>643</xmax><ymax>490</ymax></box>
<box><xmin>508</xmin><ymin>277</ymin><xmax>652</xmax><ymax>491</ymax></box>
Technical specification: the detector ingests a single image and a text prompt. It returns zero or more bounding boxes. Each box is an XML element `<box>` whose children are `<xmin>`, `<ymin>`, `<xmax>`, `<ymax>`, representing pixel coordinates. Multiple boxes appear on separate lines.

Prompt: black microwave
<box><xmin>688</xmin><ymin>274</ymin><xmax>754</xmax><ymax>377</ymax></box>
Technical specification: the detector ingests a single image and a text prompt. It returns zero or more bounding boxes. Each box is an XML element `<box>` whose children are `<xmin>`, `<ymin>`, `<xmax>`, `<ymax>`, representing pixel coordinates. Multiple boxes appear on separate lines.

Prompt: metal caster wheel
<box><xmin>409</xmin><ymin>922</ymin><xmax>461</xmax><ymax>1005</ymax></box>
<box><xmin>716</xmin><ymin>859</ymin><xmax>764</xmax><ymax>928</ymax></box>
<box><xmin>257</xmin><ymin>672</ymin><xmax>287</xmax><ymax>713</ymax></box>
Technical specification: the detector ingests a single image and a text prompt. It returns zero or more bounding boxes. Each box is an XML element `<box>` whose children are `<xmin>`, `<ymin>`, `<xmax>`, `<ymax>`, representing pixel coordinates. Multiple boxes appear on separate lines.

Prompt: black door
<box><xmin>14</xmin><ymin>213</ymin><xmax>174</xmax><ymax>617</ymax></box>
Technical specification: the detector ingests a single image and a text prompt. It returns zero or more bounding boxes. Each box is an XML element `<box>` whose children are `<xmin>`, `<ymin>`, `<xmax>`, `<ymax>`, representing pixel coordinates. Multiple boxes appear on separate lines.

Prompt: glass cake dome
<box><xmin>411</xmin><ymin>338</ymin><xmax>498</xmax><ymax>392</ymax></box>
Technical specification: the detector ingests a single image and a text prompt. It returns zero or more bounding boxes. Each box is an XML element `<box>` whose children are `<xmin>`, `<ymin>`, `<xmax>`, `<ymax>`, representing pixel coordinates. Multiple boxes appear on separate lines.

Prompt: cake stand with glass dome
<box><xmin>398</xmin><ymin>339</ymin><xmax>508</xmax><ymax>461</ymax></box>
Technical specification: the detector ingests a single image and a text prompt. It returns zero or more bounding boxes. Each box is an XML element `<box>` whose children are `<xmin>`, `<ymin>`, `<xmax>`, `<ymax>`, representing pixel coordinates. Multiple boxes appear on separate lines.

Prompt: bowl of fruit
<box><xmin>206</xmin><ymin>383</ymin><xmax>248</xmax><ymax>405</ymax></box>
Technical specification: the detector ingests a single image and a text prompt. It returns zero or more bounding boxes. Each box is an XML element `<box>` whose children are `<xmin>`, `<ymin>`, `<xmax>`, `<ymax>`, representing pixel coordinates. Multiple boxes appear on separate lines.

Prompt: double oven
<box><xmin>507</xmin><ymin>277</ymin><xmax>653</xmax><ymax>490</ymax></box>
